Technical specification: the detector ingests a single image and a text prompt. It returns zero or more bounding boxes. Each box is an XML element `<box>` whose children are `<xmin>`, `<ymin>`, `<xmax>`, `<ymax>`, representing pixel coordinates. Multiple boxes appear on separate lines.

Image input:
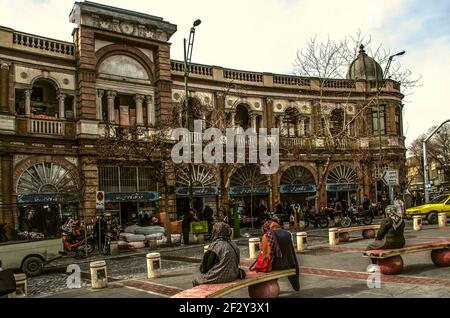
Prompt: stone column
<box><xmin>72</xmin><ymin>96</ymin><xmax>76</xmax><ymax>119</ymax></box>
<box><xmin>58</xmin><ymin>93</ymin><xmax>66</xmax><ymax>119</ymax></box>
<box><xmin>264</xmin><ymin>98</ymin><xmax>274</xmax><ymax>129</ymax></box>
<box><xmin>0</xmin><ymin>63</ymin><xmax>9</xmax><ymax>112</ymax></box>
<box><xmin>134</xmin><ymin>94</ymin><xmax>144</xmax><ymax>125</ymax></box>
<box><xmin>96</xmin><ymin>90</ymin><xmax>104</xmax><ymax>121</ymax></box>
<box><xmin>297</xmin><ymin>119</ymin><xmax>303</xmax><ymax>137</ymax></box>
<box><xmin>24</xmin><ymin>89</ymin><xmax>32</xmax><ymax>117</ymax></box>
<box><xmin>1</xmin><ymin>155</ymin><xmax>13</xmax><ymax>225</ymax></box>
<box><xmin>278</xmin><ymin>115</ymin><xmax>285</xmax><ymax>136</ymax></box>
<box><xmin>146</xmin><ymin>95</ymin><xmax>155</xmax><ymax>126</ymax></box>
<box><xmin>80</xmin><ymin>156</ymin><xmax>98</xmax><ymax>220</ymax></box>
<box><xmin>230</xmin><ymin>112</ymin><xmax>235</xmax><ymax>128</ymax></box>
<box><xmin>250</xmin><ymin>113</ymin><xmax>257</xmax><ymax>131</ymax></box>
<box><xmin>106</xmin><ymin>91</ymin><xmax>117</xmax><ymax>122</ymax></box>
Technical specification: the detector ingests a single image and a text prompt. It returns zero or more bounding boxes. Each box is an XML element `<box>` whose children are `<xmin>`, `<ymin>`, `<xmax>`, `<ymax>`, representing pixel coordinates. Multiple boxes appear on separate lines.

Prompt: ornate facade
<box><xmin>0</xmin><ymin>2</ymin><xmax>406</xmax><ymax>227</ymax></box>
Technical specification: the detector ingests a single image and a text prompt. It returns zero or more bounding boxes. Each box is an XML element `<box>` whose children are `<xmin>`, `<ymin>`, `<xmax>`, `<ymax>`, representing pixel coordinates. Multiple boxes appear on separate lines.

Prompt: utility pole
<box><xmin>184</xmin><ymin>19</ymin><xmax>202</xmax><ymax>209</ymax></box>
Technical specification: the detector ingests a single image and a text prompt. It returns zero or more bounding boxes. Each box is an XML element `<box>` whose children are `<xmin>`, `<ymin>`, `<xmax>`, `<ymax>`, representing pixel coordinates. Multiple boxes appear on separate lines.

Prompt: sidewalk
<box><xmin>42</xmin><ymin>222</ymin><xmax>450</xmax><ymax>298</ymax></box>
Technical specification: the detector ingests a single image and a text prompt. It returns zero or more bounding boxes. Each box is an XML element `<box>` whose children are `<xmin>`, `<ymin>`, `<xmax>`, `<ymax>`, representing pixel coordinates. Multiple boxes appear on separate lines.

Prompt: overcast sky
<box><xmin>1</xmin><ymin>0</ymin><xmax>449</xmax><ymax>145</ymax></box>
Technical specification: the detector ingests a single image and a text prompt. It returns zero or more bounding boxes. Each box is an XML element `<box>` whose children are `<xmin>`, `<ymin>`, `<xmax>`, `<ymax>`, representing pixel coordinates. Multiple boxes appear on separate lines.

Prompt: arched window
<box><xmin>235</xmin><ymin>104</ymin><xmax>250</xmax><ymax>130</ymax></box>
<box><xmin>30</xmin><ymin>79</ymin><xmax>59</xmax><ymax>118</ymax></box>
<box><xmin>17</xmin><ymin>162</ymin><xmax>77</xmax><ymax>194</ymax></box>
<box><xmin>284</xmin><ymin>107</ymin><xmax>300</xmax><ymax>137</ymax></box>
<box><xmin>330</xmin><ymin>108</ymin><xmax>344</xmax><ymax>135</ymax></box>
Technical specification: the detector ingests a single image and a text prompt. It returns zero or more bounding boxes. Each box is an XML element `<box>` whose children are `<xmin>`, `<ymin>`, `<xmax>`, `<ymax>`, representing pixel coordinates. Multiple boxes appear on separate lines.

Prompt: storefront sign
<box><xmin>105</xmin><ymin>192</ymin><xmax>160</xmax><ymax>202</ymax></box>
<box><xmin>175</xmin><ymin>187</ymin><xmax>219</xmax><ymax>197</ymax></box>
<box><xmin>17</xmin><ymin>193</ymin><xmax>80</xmax><ymax>204</ymax></box>
<box><xmin>326</xmin><ymin>183</ymin><xmax>361</xmax><ymax>192</ymax></box>
<box><xmin>230</xmin><ymin>186</ymin><xmax>270</xmax><ymax>196</ymax></box>
<box><xmin>280</xmin><ymin>184</ymin><xmax>316</xmax><ymax>194</ymax></box>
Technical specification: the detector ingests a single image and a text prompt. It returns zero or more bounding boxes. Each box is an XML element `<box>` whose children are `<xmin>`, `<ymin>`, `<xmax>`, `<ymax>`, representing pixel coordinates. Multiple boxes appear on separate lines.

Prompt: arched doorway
<box><xmin>16</xmin><ymin>162</ymin><xmax>79</xmax><ymax>239</ymax></box>
<box><xmin>280</xmin><ymin>166</ymin><xmax>316</xmax><ymax>209</ymax></box>
<box><xmin>229</xmin><ymin>165</ymin><xmax>270</xmax><ymax>226</ymax></box>
<box><xmin>176</xmin><ymin>165</ymin><xmax>218</xmax><ymax>218</ymax></box>
<box><xmin>326</xmin><ymin>165</ymin><xmax>360</xmax><ymax>209</ymax></box>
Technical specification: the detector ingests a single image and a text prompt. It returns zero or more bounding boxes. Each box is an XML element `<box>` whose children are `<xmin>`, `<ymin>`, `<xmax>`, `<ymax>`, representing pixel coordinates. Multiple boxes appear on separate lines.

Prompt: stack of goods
<box><xmin>118</xmin><ymin>226</ymin><xmax>146</xmax><ymax>249</ymax></box>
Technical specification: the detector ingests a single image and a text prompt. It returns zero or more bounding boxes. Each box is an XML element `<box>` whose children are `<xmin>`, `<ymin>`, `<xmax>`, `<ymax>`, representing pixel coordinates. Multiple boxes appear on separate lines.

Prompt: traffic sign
<box><xmin>96</xmin><ymin>191</ymin><xmax>105</xmax><ymax>210</ymax></box>
<box><xmin>381</xmin><ymin>170</ymin><xmax>399</xmax><ymax>186</ymax></box>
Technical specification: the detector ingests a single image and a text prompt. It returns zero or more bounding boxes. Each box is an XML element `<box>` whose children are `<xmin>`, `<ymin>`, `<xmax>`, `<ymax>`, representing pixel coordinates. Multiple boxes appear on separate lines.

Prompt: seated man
<box><xmin>192</xmin><ymin>222</ymin><xmax>240</xmax><ymax>286</ymax></box>
<box><xmin>366</xmin><ymin>205</ymin><xmax>406</xmax><ymax>265</ymax></box>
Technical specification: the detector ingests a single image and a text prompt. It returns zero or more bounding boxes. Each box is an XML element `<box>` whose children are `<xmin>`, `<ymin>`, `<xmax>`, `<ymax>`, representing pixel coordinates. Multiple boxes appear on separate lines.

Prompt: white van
<box><xmin>0</xmin><ymin>238</ymin><xmax>63</xmax><ymax>276</ymax></box>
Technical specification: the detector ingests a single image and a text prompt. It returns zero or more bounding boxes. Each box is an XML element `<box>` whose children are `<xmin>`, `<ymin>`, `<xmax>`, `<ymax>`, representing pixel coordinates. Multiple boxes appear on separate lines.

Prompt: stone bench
<box><xmin>329</xmin><ymin>225</ymin><xmax>381</xmax><ymax>246</ymax></box>
<box><xmin>171</xmin><ymin>268</ymin><xmax>296</xmax><ymax>298</ymax></box>
<box><xmin>363</xmin><ymin>241</ymin><xmax>450</xmax><ymax>274</ymax></box>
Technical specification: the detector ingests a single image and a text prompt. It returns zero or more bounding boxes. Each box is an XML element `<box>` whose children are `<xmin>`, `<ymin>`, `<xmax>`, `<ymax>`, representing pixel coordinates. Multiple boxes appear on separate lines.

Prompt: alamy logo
<box><xmin>66</xmin><ymin>264</ymin><xmax>81</xmax><ymax>289</ymax></box>
<box><xmin>170</xmin><ymin>120</ymin><xmax>280</xmax><ymax>174</ymax></box>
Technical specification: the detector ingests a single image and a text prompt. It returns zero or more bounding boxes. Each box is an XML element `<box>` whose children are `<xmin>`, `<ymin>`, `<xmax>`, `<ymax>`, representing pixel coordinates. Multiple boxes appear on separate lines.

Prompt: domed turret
<box><xmin>346</xmin><ymin>45</ymin><xmax>383</xmax><ymax>81</ymax></box>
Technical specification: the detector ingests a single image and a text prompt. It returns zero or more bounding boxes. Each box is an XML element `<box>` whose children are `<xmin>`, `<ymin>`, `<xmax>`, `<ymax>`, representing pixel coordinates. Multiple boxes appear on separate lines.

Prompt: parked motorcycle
<box><xmin>339</xmin><ymin>206</ymin><xmax>373</xmax><ymax>228</ymax></box>
<box><xmin>300</xmin><ymin>210</ymin><xmax>329</xmax><ymax>229</ymax></box>
<box><xmin>61</xmin><ymin>220</ymin><xmax>95</xmax><ymax>256</ymax></box>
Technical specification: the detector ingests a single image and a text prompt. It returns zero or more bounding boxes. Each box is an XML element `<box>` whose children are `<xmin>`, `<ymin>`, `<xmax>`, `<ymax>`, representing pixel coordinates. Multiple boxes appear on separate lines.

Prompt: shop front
<box><xmin>175</xmin><ymin>165</ymin><xmax>219</xmax><ymax>218</ymax></box>
<box><xmin>279</xmin><ymin>166</ymin><xmax>317</xmax><ymax>208</ymax></box>
<box><xmin>98</xmin><ymin>166</ymin><xmax>159</xmax><ymax>224</ymax></box>
<box><xmin>103</xmin><ymin>191</ymin><xmax>160</xmax><ymax>226</ymax></box>
<box><xmin>326</xmin><ymin>165</ymin><xmax>360</xmax><ymax>208</ymax></box>
<box><xmin>229</xmin><ymin>165</ymin><xmax>270</xmax><ymax>224</ymax></box>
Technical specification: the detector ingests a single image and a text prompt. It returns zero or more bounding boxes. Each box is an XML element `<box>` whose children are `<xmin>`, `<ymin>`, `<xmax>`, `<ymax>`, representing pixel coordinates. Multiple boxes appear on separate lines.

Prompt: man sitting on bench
<box><xmin>366</xmin><ymin>205</ymin><xmax>406</xmax><ymax>266</ymax></box>
<box><xmin>192</xmin><ymin>222</ymin><xmax>241</xmax><ymax>286</ymax></box>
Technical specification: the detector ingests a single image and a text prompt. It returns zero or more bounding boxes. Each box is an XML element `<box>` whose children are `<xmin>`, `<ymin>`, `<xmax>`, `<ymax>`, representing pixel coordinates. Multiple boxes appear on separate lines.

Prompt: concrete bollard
<box><xmin>204</xmin><ymin>244</ymin><xmax>210</xmax><ymax>254</ymax></box>
<box><xmin>8</xmin><ymin>273</ymin><xmax>27</xmax><ymax>298</ymax></box>
<box><xmin>438</xmin><ymin>212</ymin><xmax>447</xmax><ymax>228</ymax></box>
<box><xmin>90</xmin><ymin>260</ymin><xmax>107</xmax><ymax>289</ymax></box>
<box><xmin>329</xmin><ymin>228</ymin><xmax>339</xmax><ymax>246</ymax></box>
<box><xmin>146</xmin><ymin>252</ymin><xmax>161</xmax><ymax>279</ymax></box>
<box><xmin>296</xmin><ymin>232</ymin><xmax>307</xmax><ymax>252</ymax></box>
<box><xmin>249</xmin><ymin>238</ymin><xmax>260</xmax><ymax>259</ymax></box>
<box><xmin>230</xmin><ymin>228</ymin><xmax>234</xmax><ymax>240</ymax></box>
<box><xmin>413</xmin><ymin>216</ymin><xmax>422</xmax><ymax>231</ymax></box>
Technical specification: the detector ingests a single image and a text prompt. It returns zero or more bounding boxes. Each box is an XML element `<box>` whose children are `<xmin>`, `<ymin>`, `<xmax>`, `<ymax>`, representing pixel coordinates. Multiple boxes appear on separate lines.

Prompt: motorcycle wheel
<box><xmin>363</xmin><ymin>215</ymin><xmax>373</xmax><ymax>225</ymax></box>
<box><xmin>318</xmin><ymin>217</ymin><xmax>329</xmax><ymax>228</ymax></box>
<box><xmin>340</xmin><ymin>217</ymin><xmax>352</xmax><ymax>228</ymax></box>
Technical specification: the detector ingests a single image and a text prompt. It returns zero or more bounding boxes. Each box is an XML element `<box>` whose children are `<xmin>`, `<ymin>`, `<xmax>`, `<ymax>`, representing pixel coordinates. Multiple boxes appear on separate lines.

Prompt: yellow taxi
<box><xmin>405</xmin><ymin>194</ymin><xmax>450</xmax><ymax>224</ymax></box>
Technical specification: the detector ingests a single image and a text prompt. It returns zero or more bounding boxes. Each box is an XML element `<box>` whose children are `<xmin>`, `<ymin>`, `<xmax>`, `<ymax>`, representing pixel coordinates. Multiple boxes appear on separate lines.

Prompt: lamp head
<box><xmin>394</xmin><ymin>50</ymin><xmax>406</xmax><ymax>57</ymax></box>
<box><xmin>193</xmin><ymin>19</ymin><xmax>202</xmax><ymax>27</ymax></box>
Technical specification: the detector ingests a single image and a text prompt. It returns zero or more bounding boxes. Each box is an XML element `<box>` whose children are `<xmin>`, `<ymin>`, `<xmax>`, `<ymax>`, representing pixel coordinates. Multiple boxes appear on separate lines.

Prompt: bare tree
<box><xmin>408</xmin><ymin>124</ymin><xmax>450</xmax><ymax>189</ymax></box>
<box><xmin>291</xmin><ymin>31</ymin><xmax>421</xmax><ymax>208</ymax></box>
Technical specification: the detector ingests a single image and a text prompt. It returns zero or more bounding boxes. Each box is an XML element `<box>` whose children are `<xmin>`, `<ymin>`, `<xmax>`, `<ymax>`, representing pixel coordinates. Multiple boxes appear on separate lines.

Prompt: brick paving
<box><xmin>27</xmin><ymin>222</ymin><xmax>450</xmax><ymax>298</ymax></box>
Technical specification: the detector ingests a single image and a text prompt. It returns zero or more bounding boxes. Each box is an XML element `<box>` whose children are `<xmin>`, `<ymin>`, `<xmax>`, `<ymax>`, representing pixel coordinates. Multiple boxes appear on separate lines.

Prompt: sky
<box><xmin>1</xmin><ymin>0</ymin><xmax>449</xmax><ymax>146</ymax></box>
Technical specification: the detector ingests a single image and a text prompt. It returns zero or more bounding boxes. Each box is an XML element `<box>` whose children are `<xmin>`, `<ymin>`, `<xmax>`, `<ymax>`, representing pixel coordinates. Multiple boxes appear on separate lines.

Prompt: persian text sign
<box><xmin>280</xmin><ymin>184</ymin><xmax>316</xmax><ymax>194</ymax></box>
<box><xmin>105</xmin><ymin>192</ymin><xmax>160</xmax><ymax>202</ymax></box>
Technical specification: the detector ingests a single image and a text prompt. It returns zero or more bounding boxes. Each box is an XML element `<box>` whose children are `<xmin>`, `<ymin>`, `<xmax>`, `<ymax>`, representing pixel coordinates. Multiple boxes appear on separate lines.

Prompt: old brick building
<box><xmin>0</xmin><ymin>1</ymin><xmax>406</xmax><ymax>229</ymax></box>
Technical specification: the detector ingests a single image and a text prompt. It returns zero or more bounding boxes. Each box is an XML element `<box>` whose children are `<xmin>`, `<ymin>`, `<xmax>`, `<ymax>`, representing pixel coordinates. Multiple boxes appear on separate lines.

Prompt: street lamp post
<box><xmin>376</xmin><ymin>50</ymin><xmax>405</xmax><ymax>204</ymax></box>
<box><xmin>423</xmin><ymin>119</ymin><xmax>450</xmax><ymax>203</ymax></box>
<box><xmin>184</xmin><ymin>19</ymin><xmax>201</xmax><ymax>209</ymax></box>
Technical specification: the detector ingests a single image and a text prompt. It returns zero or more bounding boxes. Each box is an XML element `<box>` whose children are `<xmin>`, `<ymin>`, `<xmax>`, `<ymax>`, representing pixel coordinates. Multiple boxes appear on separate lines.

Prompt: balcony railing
<box><xmin>224</xmin><ymin>69</ymin><xmax>263</xmax><ymax>83</ymax></box>
<box><xmin>170</xmin><ymin>60</ymin><xmax>213</xmax><ymax>77</ymax></box>
<box><xmin>274</xmin><ymin>75</ymin><xmax>310</xmax><ymax>87</ymax></box>
<box><xmin>29</xmin><ymin>118</ymin><xmax>64</xmax><ymax>135</ymax></box>
<box><xmin>13</xmin><ymin>31</ymin><xmax>74</xmax><ymax>57</ymax></box>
